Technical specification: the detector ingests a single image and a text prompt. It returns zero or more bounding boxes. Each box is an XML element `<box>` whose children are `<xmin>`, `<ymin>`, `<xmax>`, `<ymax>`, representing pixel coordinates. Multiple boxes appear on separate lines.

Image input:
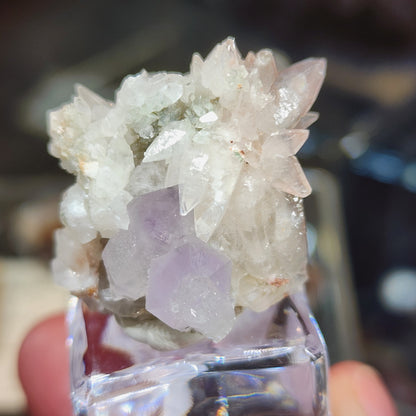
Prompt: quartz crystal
<box><xmin>69</xmin><ymin>290</ymin><xmax>328</xmax><ymax>416</ymax></box>
<box><xmin>146</xmin><ymin>237</ymin><xmax>234</xmax><ymax>341</ymax></box>
<box><xmin>102</xmin><ymin>186</ymin><xmax>195</xmax><ymax>300</ymax></box>
<box><xmin>48</xmin><ymin>37</ymin><xmax>329</xmax><ymax>416</ymax></box>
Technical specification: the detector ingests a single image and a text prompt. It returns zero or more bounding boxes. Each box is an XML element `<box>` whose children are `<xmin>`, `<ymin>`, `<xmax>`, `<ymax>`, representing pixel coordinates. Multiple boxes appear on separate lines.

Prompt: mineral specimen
<box><xmin>48</xmin><ymin>37</ymin><xmax>326</xmax><ymax>343</ymax></box>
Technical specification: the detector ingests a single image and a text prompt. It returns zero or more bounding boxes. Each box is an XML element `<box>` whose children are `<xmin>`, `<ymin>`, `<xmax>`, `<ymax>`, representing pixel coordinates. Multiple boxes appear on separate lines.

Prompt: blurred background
<box><xmin>1</xmin><ymin>0</ymin><xmax>416</xmax><ymax>414</ymax></box>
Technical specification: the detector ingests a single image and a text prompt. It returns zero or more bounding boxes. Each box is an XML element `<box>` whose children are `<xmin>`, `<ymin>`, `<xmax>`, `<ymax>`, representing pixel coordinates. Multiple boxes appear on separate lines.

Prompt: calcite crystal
<box><xmin>48</xmin><ymin>37</ymin><xmax>326</xmax><ymax>344</ymax></box>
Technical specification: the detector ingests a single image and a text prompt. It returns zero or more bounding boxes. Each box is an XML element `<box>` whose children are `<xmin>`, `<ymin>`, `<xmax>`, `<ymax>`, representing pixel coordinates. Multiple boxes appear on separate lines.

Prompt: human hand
<box><xmin>18</xmin><ymin>315</ymin><xmax>398</xmax><ymax>416</ymax></box>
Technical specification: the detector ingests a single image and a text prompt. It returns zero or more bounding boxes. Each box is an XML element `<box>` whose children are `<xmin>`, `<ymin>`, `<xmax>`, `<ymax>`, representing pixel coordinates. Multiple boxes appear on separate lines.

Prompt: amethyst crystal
<box><xmin>102</xmin><ymin>186</ymin><xmax>234</xmax><ymax>341</ymax></box>
<box><xmin>102</xmin><ymin>186</ymin><xmax>195</xmax><ymax>300</ymax></box>
<box><xmin>146</xmin><ymin>237</ymin><xmax>234</xmax><ymax>340</ymax></box>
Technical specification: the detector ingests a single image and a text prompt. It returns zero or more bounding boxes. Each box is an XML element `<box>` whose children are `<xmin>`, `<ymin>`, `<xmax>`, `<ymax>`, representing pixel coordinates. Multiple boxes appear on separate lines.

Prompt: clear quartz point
<box><xmin>68</xmin><ymin>289</ymin><xmax>329</xmax><ymax>416</ymax></box>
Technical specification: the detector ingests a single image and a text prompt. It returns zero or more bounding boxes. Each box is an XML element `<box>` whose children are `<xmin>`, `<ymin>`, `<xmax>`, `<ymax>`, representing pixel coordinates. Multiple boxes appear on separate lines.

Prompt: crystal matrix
<box><xmin>48</xmin><ymin>38</ymin><xmax>326</xmax><ymax>343</ymax></box>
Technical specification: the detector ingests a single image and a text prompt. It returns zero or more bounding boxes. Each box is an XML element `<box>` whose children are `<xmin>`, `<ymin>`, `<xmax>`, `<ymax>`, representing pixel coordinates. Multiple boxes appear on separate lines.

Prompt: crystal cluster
<box><xmin>48</xmin><ymin>38</ymin><xmax>326</xmax><ymax>343</ymax></box>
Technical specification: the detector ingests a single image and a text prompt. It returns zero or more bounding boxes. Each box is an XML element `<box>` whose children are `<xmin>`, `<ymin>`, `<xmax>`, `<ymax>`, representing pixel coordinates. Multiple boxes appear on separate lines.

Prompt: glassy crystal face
<box><xmin>69</xmin><ymin>291</ymin><xmax>328</xmax><ymax>416</ymax></box>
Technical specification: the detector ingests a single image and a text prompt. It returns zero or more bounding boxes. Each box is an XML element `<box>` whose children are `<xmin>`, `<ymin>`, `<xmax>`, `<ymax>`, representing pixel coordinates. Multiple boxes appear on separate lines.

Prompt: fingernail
<box><xmin>353</xmin><ymin>364</ymin><xmax>398</xmax><ymax>416</ymax></box>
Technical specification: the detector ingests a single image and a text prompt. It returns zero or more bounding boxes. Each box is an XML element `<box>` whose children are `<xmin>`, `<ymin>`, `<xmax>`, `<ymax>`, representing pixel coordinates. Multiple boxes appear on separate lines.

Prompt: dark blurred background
<box><xmin>1</xmin><ymin>0</ymin><xmax>416</xmax><ymax>414</ymax></box>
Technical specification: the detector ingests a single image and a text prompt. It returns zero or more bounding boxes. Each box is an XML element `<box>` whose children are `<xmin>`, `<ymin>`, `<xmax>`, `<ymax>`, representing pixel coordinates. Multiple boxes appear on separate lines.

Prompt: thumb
<box><xmin>329</xmin><ymin>361</ymin><xmax>398</xmax><ymax>416</ymax></box>
<box><xmin>18</xmin><ymin>314</ymin><xmax>72</xmax><ymax>416</ymax></box>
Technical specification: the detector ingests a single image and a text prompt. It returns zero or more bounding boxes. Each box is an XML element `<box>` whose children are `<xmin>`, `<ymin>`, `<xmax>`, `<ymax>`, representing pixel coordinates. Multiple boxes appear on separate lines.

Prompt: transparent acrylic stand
<box><xmin>68</xmin><ymin>289</ymin><xmax>329</xmax><ymax>416</ymax></box>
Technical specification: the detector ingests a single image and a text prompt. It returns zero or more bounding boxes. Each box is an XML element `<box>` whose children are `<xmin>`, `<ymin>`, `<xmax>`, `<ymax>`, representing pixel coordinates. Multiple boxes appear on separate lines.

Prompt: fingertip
<box><xmin>18</xmin><ymin>314</ymin><xmax>72</xmax><ymax>416</ymax></box>
<box><xmin>330</xmin><ymin>360</ymin><xmax>398</xmax><ymax>416</ymax></box>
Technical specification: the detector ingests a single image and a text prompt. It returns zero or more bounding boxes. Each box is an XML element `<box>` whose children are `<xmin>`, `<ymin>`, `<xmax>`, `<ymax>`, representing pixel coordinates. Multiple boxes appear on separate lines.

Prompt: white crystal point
<box><xmin>143</xmin><ymin>120</ymin><xmax>193</xmax><ymax>163</ymax></box>
<box><xmin>272</xmin><ymin>58</ymin><xmax>326</xmax><ymax>129</ymax></box>
<box><xmin>51</xmin><ymin>228</ymin><xmax>101</xmax><ymax>292</ymax></box>
<box><xmin>210</xmin><ymin>166</ymin><xmax>308</xmax><ymax>311</ymax></box>
<box><xmin>264</xmin><ymin>129</ymin><xmax>309</xmax><ymax>157</ymax></box>
<box><xmin>48</xmin><ymin>85</ymin><xmax>112</xmax><ymax>175</ymax></box>
<box><xmin>60</xmin><ymin>184</ymin><xmax>97</xmax><ymax>244</ymax></box>
<box><xmin>178</xmin><ymin>158</ymin><xmax>209</xmax><ymax>216</ymax></box>
<box><xmin>260</xmin><ymin>154</ymin><xmax>312</xmax><ymax>197</ymax></box>
<box><xmin>126</xmin><ymin>161</ymin><xmax>167</xmax><ymax>196</ymax></box>
<box><xmin>180</xmin><ymin>140</ymin><xmax>242</xmax><ymax>240</ymax></box>
<box><xmin>75</xmin><ymin>84</ymin><xmax>111</xmax><ymax>114</ymax></box>
<box><xmin>295</xmin><ymin>111</ymin><xmax>320</xmax><ymax>129</ymax></box>
<box><xmin>198</xmin><ymin>37</ymin><xmax>246</xmax><ymax>100</ymax></box>
<box><xmin>48</xmin><ymin>84</ymin><xmax>135</xmax><ymax>240</ymax></box>
<box><xmin>116</xmin><ymin>70</ymin><xmax>184</xmax><ymax>115</ymax></box>
<box><xmin>244</xmin><ymin>49</ymin><xmax>279</xmax><ymax>93</ymax></box>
